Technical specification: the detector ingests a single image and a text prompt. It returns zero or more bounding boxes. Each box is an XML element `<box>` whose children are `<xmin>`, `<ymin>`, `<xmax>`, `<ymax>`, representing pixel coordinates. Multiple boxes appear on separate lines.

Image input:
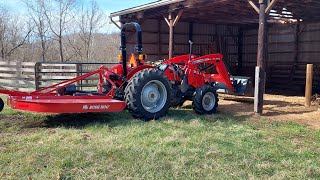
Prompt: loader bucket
<box><xmin>216</xmin><ymin>76</ymin><xmax>254</xmax><ymax>97</ymax></box>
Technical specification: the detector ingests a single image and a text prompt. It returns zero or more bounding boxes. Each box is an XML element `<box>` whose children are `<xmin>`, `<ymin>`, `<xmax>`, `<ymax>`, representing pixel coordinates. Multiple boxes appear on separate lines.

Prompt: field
<box><xmin>1</xmin><ymin>94</ymin><xmax>320</xmax><ymax>179</ymax></box>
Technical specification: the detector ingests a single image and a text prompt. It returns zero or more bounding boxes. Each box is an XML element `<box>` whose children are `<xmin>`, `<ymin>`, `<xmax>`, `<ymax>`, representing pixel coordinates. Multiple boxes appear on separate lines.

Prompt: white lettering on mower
<box><xmin>82</xmin><ymin>105</ymin><xmax>110</xmax><ymax>110</ymax></box>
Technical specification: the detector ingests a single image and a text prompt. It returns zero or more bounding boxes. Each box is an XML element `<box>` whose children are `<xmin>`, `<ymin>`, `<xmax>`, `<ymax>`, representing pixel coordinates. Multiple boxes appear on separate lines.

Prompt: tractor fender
<box><xmin>126</xmin><ymin>65</ymin><xmax>154</xmax><ymax>80</ymax></box>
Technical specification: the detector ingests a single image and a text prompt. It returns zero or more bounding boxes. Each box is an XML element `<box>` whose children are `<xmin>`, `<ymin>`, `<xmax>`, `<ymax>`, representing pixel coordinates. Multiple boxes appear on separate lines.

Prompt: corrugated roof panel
<box><xmin>110</xmin><ymin>0</ymin><xmax>185</xmax><ymax>17</ymax></box>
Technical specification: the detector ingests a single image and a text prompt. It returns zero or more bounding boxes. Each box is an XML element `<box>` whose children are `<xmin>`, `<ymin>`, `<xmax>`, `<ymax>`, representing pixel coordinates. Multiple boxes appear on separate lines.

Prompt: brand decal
<box><xmin>82</xmin><ymin>105</ymin><xmax>110</xmax><ymax>110</ymax></box>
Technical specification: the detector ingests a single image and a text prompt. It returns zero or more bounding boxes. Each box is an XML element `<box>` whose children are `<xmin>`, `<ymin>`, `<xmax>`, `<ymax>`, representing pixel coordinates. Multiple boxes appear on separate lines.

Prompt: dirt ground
<box><xmin>216</xmin><ymin>94</ymin><xmax>320</xmax><ymax>129</ymax></box>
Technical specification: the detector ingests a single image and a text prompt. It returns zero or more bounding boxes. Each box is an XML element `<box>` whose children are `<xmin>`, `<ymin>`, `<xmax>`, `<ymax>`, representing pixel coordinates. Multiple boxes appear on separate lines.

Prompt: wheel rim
<box><xmin>141</xmin><ymin>80</ymin><xmax>167</xmax><ymax>113</ymax></box>
<box><xmin>202</xmin><ymin>92</ymin><xmax>216</xmax><ymax>111</ymax></box>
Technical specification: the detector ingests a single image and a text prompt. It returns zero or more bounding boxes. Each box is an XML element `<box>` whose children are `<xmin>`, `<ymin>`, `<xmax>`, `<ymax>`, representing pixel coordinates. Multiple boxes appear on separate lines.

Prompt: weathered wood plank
<box><xmin>0</xmin><ymin>73</ymin><xmax>35</xmax><ymax>79</ymax></box>
<box><xmin>0</xmin><ymin>85</ymin><xmax>35</xmax><ymax>92</ymax></box>
<box><xmin>0</xmin><ymin>67</ymin><xmax>35</xmax><ymax>73</ymax></box>
<box><xmin>40</xmin><ymin>63</ymin><xmax>77</xmax><ymax>67</ymax></box>
<box><xmin>0</xmin><ymin>79</ymin><xmax>36</xmax><ymax>85</ymax></box>
<box><xmin>39</xmin><ymin>69</ymin><xmax>77</xmax><ymax>73</ymax></box>
<box><xmin>0</xmin><ymin>61</ymin><xmax>36</xmax><ymax>66</ymax></box>
<box><xmin>40</xmin><ymin>75</ymin><xmax>75</xmax><ymax>80</ymax></box>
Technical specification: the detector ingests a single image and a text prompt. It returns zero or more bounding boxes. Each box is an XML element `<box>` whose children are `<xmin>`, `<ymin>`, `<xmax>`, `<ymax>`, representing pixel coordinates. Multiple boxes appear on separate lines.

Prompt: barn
<box><xmin>110</xmin><ymin>0</ymin><xmax>320</xmax><ymax>113</ymax></box>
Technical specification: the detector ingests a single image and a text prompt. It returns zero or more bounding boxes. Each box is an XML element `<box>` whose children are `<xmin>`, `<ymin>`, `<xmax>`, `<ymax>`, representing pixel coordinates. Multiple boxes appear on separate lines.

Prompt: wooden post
<box><xmin>79</xmin><ymin>64</ymin><xmax>83</xmax><ymax>91</ymax></box>
<box><xmin>254</xmin><ymin>0</ymin><xmax>267</xmax><ymax>115</ymax></box>
<box><xmin>164</xmin><ymin>10</ymin><xmax>183</xmax><ymax>59</ymax></box>
<box><xmin>76</xmin><ymin>64</ymin><xmax>81</xmax><ymax>90</ymax></box>
<box><xmin>34</xmin><ymin>62</ymin><xmax>41</xmax><ymax>90</ymax></box>
<box><xmin>168</xmin><ymin>12</ymin><xmax>174</xmax><ymax>59</ymax></box>
<box><xmin>305</xmin><ymin>64</ymin><xmax>313</xmax><ymax>107</ymax></box>
<box><xmin>158</xmin><ymin>19</ymin><xmax>161</xmax><ymax>60</ymax></box>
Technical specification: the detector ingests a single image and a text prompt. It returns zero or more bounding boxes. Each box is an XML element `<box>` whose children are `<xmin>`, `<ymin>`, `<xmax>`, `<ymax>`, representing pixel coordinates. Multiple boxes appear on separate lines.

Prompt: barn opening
<box><xmin>110</xmin><ymin>0</ymin><xmax>320</xmax><ymax>113</ymax></box>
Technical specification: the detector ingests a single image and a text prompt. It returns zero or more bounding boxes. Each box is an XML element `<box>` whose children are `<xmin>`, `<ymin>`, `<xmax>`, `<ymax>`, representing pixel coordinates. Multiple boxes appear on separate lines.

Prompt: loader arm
<box><xmin>190</xmin><ymin>54</ymin><xmax>235</xmax><ymax>92</ymax></box>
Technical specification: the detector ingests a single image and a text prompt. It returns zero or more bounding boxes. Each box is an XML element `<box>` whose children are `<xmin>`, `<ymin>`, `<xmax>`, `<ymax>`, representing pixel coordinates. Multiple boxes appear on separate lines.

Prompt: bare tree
<box><xmin>44</xmin><ymin>0</ymin><xmax>76</xmax><ymax>62</ymax></box>
<box><xmin>24</xmin><ymin>0</ymin><xmax>50</xmax><ymax>62</ymax></box>
<box><xmin>0</xmin><ymin>7</ymin><xmax>32</xmax><ymax>61</ymax></box>
<box><xmin>68</xmin><ymin>0</ymin><xmax>105</xmax><ymax>62</ymax></box>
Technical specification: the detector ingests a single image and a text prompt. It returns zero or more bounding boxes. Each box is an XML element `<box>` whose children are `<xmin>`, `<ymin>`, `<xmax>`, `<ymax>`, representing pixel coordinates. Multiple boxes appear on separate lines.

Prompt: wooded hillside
<box><xmin>0</xmin><ymin>0</ymin><xmax>120</xmax><ymax>63</ymax></box>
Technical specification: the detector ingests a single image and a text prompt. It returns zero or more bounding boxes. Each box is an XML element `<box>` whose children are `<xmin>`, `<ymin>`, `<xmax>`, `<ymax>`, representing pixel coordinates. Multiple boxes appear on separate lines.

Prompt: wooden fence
<box><xmin>0</xmin><ymin>61</ymin><xmax>118</xmax><ymax>92</ymax></box>
<box><xmin>0</xmin><ymin>61</ymin><xmax>36</xmax><ymax>92</ymax></box>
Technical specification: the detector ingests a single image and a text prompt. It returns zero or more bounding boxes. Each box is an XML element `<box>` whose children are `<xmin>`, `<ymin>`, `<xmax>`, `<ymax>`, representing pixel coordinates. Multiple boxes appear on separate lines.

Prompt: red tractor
<box><xmin>0</xmin><ymin>23</ymin><xmax>251</xmax><ymax>120</ymax></box>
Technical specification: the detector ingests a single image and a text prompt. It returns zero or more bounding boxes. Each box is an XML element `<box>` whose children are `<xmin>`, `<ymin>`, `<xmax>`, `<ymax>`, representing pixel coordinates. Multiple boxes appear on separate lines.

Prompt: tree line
<box><xmin>0</xmin><ymin>0</ymin><xmax>120</xmax><ymax>63</ymax></box>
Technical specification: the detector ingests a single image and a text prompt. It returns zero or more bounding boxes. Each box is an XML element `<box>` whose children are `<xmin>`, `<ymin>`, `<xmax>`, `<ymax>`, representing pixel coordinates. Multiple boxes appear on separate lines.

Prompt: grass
<box><xmin>1</xmin><ymin>95</ymin><xmax>320</xmax><ymax>179</ymax></box>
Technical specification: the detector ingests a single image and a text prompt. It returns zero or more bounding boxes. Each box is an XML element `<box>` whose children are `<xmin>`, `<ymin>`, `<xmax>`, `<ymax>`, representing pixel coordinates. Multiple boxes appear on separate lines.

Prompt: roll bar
<box><xmin>120</xmin><ymin>22</ymin><xmax>143</xmax><ymax>77</ymax></box>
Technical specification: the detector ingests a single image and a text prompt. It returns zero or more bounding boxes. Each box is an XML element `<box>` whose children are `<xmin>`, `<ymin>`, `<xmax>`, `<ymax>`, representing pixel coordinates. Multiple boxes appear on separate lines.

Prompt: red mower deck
<box><xmin>7</xmin><ymin>96</ymin><xmax>126</xmax><ymax>113</ymax></box>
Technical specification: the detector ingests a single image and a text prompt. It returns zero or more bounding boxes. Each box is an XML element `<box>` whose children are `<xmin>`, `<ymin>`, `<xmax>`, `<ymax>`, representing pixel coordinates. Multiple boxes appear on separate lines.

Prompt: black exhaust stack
<box><xmin>120</xmin><ymin>22</ymin><xmax>143</xmax><ymax>77</ymax></box>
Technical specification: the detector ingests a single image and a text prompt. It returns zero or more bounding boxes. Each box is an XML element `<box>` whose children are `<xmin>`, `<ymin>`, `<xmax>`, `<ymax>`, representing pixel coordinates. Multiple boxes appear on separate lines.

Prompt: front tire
<box><xmin>0</xmin><ymin>98</ymin><xmax>4</xmax><ymax>112</ymax></box>
<box><xmin>125</xmin><ymin>69</ymin><xmax>172</xmax><ymax>121</ymax></box>
<box><xmin>192</xmin><ymin>85</ymin><xmax>218</xmax><ymax>114</ymax></box>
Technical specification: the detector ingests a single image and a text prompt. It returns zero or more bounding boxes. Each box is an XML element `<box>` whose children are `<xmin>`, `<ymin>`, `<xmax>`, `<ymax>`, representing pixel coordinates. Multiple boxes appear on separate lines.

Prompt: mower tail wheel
<box><xmin>125</xmin><ymin>68</ymin><xmax>172</xmax><ymax>121</ymax></box>
<box><xmin>192</xmin><ymin>85</ymin><xmax>218</xmax><ymax>114</ymax></box>
<box><xmin>0</xmin><ymin>98</ymin><xmax>4</xmax><ymax>112</ymax></box>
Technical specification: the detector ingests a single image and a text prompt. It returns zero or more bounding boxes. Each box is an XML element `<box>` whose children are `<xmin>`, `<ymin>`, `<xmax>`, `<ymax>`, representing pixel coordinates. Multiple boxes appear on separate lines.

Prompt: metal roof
<box><xmin>110</xmin><ymin>0</ymin><xmax>320</xmax><ymax>24</ymax></box>
<box><xmin>110</xmin><ymin>0</ymin><xmax>185</xmax><ymax>18</ymax></box>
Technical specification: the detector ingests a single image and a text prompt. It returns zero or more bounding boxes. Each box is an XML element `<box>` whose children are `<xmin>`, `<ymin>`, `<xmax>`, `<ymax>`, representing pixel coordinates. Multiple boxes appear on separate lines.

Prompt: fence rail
<box><xmin>0</xmin><ymin>61</ymin><xmax>118</xmax><ymax>92</ymax></box>
<box><xmin>0</xmin><ymin>61</ymin><xmax>36</xmax><ymax>92</ymax></box>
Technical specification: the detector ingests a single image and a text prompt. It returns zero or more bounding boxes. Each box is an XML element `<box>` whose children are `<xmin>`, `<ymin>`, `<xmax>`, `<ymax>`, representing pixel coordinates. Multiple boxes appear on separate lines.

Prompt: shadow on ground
<box><xmin>11</xmin><ymin>107</ymin><xmax>245</xmax><ymax>130</ymax></box>
<box><xmin>219</xmin><ymin>96</ymin><xmax>317</xmax><ymax>118</ymax></box>
<box><xmin>23</xmin><ymin>112</ymin><xmax>133</xmax><ymax>129</ymax></box>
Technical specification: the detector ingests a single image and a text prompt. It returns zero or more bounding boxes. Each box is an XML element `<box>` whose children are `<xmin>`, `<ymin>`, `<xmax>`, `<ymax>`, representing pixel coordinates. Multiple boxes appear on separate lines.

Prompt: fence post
<box><xmin>305</xmin><ymin>64</ymin><xmax>313</xmax><ymax>107</ymax></box>
<box><xmin>76</xmin><ymin>64</ymin><xmax>83</xmax><ymax>90</ymax></box>
<box><xmin>34</xmin><ymin>62</ymin><xmax>41</xmax><ymax>90</ymax></box>
<box><xmin>16</xmin><ymin>61</ymin><xmax>22</xmax><ymax>91</ymax></box>
<box><xmin>76</xmin><ymin>64</ymin><xmax>80</xmax><ymax>90</ymax></box>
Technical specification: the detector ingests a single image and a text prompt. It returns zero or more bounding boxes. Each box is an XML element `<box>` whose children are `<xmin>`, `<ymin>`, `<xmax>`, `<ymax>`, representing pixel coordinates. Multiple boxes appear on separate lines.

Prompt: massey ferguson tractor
<box><xmin>0</xmin><ymin>22</ymin><xmax>252</xmax><ymax>120</ymax></box>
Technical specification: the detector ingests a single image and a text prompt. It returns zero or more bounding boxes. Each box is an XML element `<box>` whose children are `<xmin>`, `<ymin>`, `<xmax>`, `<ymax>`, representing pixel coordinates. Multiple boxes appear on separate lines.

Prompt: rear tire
<box><xmin>125</xmin><ymin>68</ymin><xmax>172</xmax><ymax>121</ymax></box>
<box><xmin>0</xmin><ymin>98</ymin><xmax>4</xmax><ymax>112</ymax></box>
<box><xmin>192</xmin><ymin>85</ymin><xmax>218</xmax><ymax>114</ymax></box>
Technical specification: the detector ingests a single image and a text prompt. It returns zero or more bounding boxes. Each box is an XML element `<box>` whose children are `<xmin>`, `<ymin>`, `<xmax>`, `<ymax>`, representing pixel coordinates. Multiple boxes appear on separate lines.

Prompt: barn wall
<box><xmin>125</xmin><ymin>18</ymin><xmax>320</xmax><ymax>95</ymax></box>
<box><xmin>242</xmin><ymin>22</ymin><xmax>320</xmax><ymax>94</ymax></box>
<box><xmin>127</xmin><ymin>19</ymin><xmax>240</xmax><ymax>75</ymax></box>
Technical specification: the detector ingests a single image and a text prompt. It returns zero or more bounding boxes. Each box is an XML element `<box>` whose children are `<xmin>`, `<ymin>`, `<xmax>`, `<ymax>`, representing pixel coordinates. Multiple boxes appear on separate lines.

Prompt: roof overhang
<box><xmin>110</xmin><ymin>0</ymin><xmax>185</xmax><ymax>18</ymax></box>
<box><xmin>110</xmin><ymin>0</ymin><xmax>320</xmax><ymax>25</ymax></box>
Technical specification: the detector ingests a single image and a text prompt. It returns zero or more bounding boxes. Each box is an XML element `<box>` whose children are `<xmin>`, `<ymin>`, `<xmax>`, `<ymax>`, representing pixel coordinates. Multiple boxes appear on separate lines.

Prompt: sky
<box><xmin>1</xmin><ymin>0</ymin><xmax>154</xmax><ymax>13</ymax></box>
<box><xmin>0</xmin><ymin>0</ymin><xmax>154</xmax><ymax>31</ymax></box>
<box><xmin>94</xmin><ymin>0</ymin><xmax>154</xmax><ymax>13</ymax></box>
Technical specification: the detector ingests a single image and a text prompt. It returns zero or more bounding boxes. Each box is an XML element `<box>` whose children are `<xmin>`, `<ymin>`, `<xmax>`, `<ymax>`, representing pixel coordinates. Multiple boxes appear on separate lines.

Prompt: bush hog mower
<box><xmin>0</xmin><ymin>22</ymin><xmax>251</xmax><ymax>120</ymax></box>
